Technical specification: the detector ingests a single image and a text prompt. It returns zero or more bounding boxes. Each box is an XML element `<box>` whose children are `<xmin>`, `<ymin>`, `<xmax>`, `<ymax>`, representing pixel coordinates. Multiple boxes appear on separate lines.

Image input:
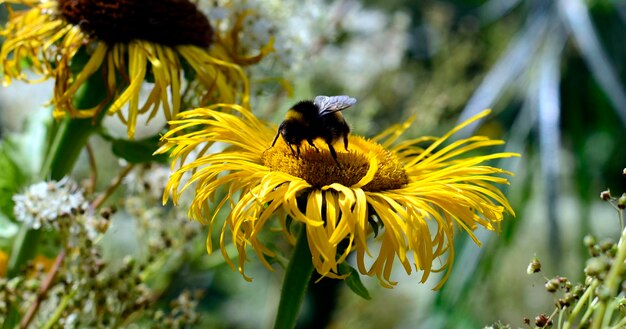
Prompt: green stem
<box><xmin>42</xmin><ymin>116</ymin><xmax>102</xmax><ymax>180</ymax></box>
<box><xmin>563</xmin><ymin>279</ymin><xmax>598</xmax><ymax>329</ymax></box>
<box><xmin>611</xmin><ymin>313</ymin><xmax>626</xmax><ymax>329</ymax></box>
<box><xmin>591</xmin><ymin>225</ymin><xmax>626</xmax><ymax>328</ymax></box>
<box><xmin>273</xmin><ymin>225</ymin><xmax>314</xmax><ymax>329</ymax></box>
<box><xmin>579</xmin><ymin>297</ymin><xmax>597</xmax><ymax>326</ymax></box>
<box><xmin>7</xmin><ymin>225</ymin><xmax>41</xmax><ymax>277</ymax></box>
<box><xmin>41</xmin><ymin>290</ymin><xmax>76</xmax><ymax>329</ymax></box>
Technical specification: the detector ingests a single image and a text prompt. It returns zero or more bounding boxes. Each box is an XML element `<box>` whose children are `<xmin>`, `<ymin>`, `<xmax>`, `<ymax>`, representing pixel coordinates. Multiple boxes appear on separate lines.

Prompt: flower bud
<box><xmin>585</xmin><ymin>258</ymin><xmax>609</xmax><ymax>278</ymax></box>
<box><xmin>545</xmin><ymin>278</ymin><xmax>560</xmax><ymax>293</ymax></box>
<box><xmin>618</xmin><ymin>297</ymin><xmax>626</xmax><ymax>315</ymax></box>
<box><xmin>599</xmin><ymin>239</ymin><xmax>615</xmax><ymax>252</ymax></box>
<box><xmin>527</xmin><ymin>257</ymin><xmax>542</xmax><ymax>274</ymax></box>
<box><xmin>596</xmin><ymin>286</ymin><xmax>610</xmax><ymax>301</ymax></box>
<box><xmin>583</xmin><ymin>235</ymin><xmax>596</xmax><ymax>248</ymax></box>
<box><xmin>572</xmin><ymin>284</ymin><xmax>585</xmax><ymax>298</ymax></box>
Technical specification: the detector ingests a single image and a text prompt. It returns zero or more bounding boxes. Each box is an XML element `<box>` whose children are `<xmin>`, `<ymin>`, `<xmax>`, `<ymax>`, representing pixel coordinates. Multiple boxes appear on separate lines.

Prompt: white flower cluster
<box><xmin>124</xmin><ymin>163</ymin><xmax>172</xmax><ymax>201</ymax></box>
<box><xmin>13</xmin><ymin>177</ymin><xmax>88</xmax><ymax>230</ymax></box>
<box><xmin>197</xmin><ymin>0</ymin><xmax>334</xmax><ymax>72</ymax></box>
<box><xmin>315</xmin><ymin>4</ymin><xmax>410</xmax><ymax>93</ymax></box>
<box><xmin>196</xmin><ymin>0</ymin><xmax>410</xmax><ymax>99</ymax></box>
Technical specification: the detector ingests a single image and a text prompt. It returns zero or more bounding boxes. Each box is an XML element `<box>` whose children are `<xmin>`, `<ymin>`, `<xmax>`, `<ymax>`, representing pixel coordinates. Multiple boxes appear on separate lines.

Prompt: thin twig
<box><xmin>86</xmin><ymin>142</ymin><xmax>98</xmax><ymax>195</ymax></box>
<box><xmin>20</xmin><ymin>249</ymin><xmax>66</xmax><ymax>329</ymax></box>
<box><xmin>92</xmin><ymin>163</ymin><xmax>135</xmax><ymax>209</ymax></box>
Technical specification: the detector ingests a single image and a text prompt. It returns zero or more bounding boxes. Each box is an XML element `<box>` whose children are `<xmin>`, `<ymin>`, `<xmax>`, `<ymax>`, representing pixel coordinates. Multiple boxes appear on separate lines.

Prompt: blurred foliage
<box><xmin>0</xmin><ymin>0</ymin><xmax>625</xmax><ymax>328</ymax></box>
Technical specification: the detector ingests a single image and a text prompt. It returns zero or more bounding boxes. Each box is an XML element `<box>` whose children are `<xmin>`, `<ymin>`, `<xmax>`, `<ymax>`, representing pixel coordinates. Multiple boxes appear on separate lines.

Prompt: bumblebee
<box><xmin>271</xmin><ymin>95</ymin><xmax>357</xmax><ymax>163</ymax></box>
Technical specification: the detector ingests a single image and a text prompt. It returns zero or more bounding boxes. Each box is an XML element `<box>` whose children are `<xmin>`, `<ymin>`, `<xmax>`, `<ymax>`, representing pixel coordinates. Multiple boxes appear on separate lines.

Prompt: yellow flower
<box><xmin>27</xmin><ymin>254</ymin><xmax>55</xmax><ymax>278</ymax></box>
<box><xmin>0</xmin><ymin>250</ymin><xmax>8</xmax><ymax>277</ymax></box>
<box><xmin>159</xmin><ymin>106</ymin><xmax>517</xmax><ymax>288</ymax></box>
<box><xmin>0</xmin><ymin>251</ymin><xmax>55</xmax><ymax>278</ymax></box>
<box><xmin>0</xmin><ymin>0</ymin><xmax>273</xmax><ymax>138</ymax></box>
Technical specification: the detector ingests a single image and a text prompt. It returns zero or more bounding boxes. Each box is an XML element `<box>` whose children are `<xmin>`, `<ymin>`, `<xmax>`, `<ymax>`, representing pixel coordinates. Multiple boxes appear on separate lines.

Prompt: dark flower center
<box><xmin>58</xmin><ymin>0</ymin><xmax>213</xmax><ymax>47</ymax></box>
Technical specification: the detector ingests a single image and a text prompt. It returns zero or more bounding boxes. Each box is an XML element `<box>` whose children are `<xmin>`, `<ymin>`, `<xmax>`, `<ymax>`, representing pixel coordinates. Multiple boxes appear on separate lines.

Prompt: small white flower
<box><xmin>13</xmin><ymin>177</ymin><xmax>87</xmax><ymax>230</ymax></box>
<box><xmin>196</xmin><ymin>0</ymin><xmax>335</xmax><ymax>72</ymax></box>
<box><xmin>124</xmin><ymin>164</ymin><xmax>172</xmax><ymax>201</ymax></box>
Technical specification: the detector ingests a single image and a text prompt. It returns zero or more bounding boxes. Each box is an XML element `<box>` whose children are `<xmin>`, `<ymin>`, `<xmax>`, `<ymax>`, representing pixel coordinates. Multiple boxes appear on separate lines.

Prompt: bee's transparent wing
<box><xmin>314</xmin><ymin>95</ymin><xmax>357</xmax><ymax>116</ymax></box>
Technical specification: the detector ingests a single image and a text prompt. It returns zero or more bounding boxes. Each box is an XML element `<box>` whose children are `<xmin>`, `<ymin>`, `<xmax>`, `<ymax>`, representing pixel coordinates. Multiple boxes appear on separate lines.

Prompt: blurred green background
<box><xmin>1</xmin><ymin>0</ymin><xmax>625</xmax><ymax>328</ymax></box>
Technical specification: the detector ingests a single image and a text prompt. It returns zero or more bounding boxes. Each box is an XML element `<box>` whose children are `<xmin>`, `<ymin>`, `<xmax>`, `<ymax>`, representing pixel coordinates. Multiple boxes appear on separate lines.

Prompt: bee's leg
<box><xmin>307</xmin><ymin>138</ymin><xmax>319</xmax><ymax>152</ymax></box>
<box><xmin>343</xmin><ymin>131</ymin><xmax>349</xmax><ymax>151</ymax></box>
<box><xmin>296</xmin><ymin>144</ymin><xmax>301</xmax><ymax>157</ymax></box>
<box><xmin>327</xmin><ymin>143</ymin><xmax>340</xmax><ymax>166</ymax></box>
<box><xmin>287</xmin><ymin>143</ymin><xmax>296</xmax><ymax>156</ymax></box>
<box><xmin>271</xmin><ymin>130</ymin><xmax>281</xmax><ymax>147</ymax></box>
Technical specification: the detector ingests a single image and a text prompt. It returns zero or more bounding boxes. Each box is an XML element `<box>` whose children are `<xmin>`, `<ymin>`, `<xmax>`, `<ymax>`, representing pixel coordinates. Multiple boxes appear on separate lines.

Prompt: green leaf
<box><xmin>111</xmin><ymin>135</ymin><xmax>168</xmax><ymax>164</ymax></box>
<box><xmin>3</xmin><ymin>108</ymin><xmax>50</xmax><ymax>178</ymax></box>
<box><xmin>0</xmin><ymin>213</ymin><xmax>18</xmax><ymax>240</ymax></box>
<box><xmin>180</xmin><ymin>56</ymin><xmax>197</xmax><ymax>82</ymax></box>
<box><xmin>0</xmin><ymin>144</ymin><xmax>26</xmax><ymax>220</ymax></box>
<box><xmin>285</xmin><ymin>215</ymin><xmax>294</xmax><ymax>235</ymax></box>
<box><xmin>2</xmin><ymin>307</ymin><xmax>19</xmax><ymax>329</ymax></box>
<box><xmin>338</xmin><ymin>262</ymin><xmax>371</xmax><ymax>300</ymax></box>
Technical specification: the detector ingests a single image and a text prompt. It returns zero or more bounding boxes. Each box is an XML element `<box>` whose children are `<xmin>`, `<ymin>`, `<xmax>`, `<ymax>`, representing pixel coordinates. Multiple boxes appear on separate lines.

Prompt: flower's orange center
<box><xmin>261</xmin><ymin>136</ymin><xmax>408</xmax><ymax>192</ymax></box>
<box><xmin>58</xmin><ymin>0</ymin><xmax>213</xmax><ymax>47</ymax></box>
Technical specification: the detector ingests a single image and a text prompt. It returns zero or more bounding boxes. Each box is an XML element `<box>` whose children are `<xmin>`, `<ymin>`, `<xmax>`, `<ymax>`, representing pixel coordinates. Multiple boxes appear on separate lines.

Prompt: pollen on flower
<box><xmin>261</xmin><ymin>135</ymin><xmax>408</xmax><ymax>191</ymax></box>
<box><xmin>58</xmin><ymin>0</ymin><xmax>213</xmax><ymax>47</ymax></box>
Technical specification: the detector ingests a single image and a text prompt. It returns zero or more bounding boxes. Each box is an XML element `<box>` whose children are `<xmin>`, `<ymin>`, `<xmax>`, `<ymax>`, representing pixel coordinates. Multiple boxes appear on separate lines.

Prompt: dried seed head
<box><xmin>534</xmin><ymin>314</ymin><xmax>552</xmax><ymax>327</ymax></box>
<box><xmin>600</xmin><ymin>189</ymin><xmax>612</xmax><ymax>201</ymax></box>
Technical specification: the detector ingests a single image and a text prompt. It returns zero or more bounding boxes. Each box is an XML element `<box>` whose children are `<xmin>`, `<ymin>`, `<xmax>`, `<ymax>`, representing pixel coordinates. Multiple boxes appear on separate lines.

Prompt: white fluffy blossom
<box><xmin>315</xmin><ymin>4</ymin><xmax>410</xmax><ymax>92</ymax></box>
<box><xmin>124</xmin><ymin>163</ymin><xmax>172</xmax><ymax>201</ymax></box>
<box><xmin>13</xmin><ymin>177</ymin><xmax>87</xmax><ymax>230</ymax></box>
<box><xmin>196</xmin><ymin>0</ymin><xmax>410</xmax><ymax>96</ymax></box>
<box><xmin>197</xmin><ymin>0</ymin><xmax>335</xmax><ymax>71</ymax></box>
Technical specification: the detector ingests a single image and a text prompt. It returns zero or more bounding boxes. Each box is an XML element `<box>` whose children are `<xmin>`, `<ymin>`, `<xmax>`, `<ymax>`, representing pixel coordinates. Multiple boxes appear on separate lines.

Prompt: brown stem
<box><xmin>20</xmin><ymin>249</ymin><xmax>66</xmax><ymax>329</ymax></box>
<box><xmin>86</xmin><ymin>142</ymin><xmax>98</xmax><ymax>195</ymax></box>
<box><xmin>91</xmin><ymin>163</ymin><xmax>135</xmax><ymax>209</ymax></box>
